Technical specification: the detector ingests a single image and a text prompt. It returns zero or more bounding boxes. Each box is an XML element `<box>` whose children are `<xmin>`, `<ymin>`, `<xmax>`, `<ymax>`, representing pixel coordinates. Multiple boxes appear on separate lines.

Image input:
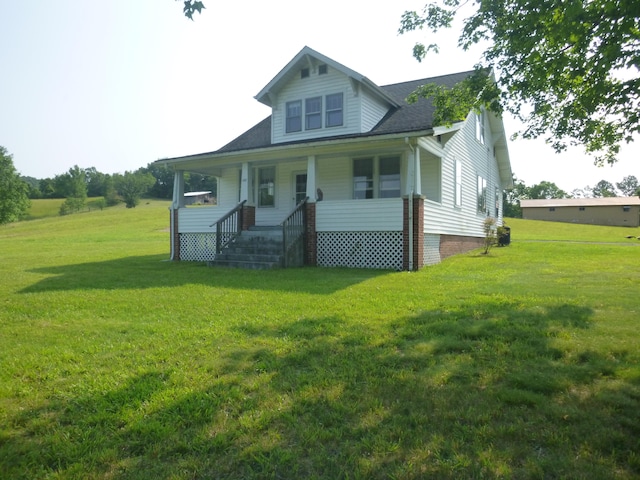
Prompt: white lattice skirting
<box><xmin>317</xmin><ymin>231</ymin><xmax>404</xmax><ymax>270</ymax></box>
<box><xmin>179</xmin><ymin>233</ymin><xmax>217</xmax><ymax>262</ymax></box>
<box><xmin>423</xmin><ymin>233</ymin><xmax>441</xmax><ymax>266</ymax></box>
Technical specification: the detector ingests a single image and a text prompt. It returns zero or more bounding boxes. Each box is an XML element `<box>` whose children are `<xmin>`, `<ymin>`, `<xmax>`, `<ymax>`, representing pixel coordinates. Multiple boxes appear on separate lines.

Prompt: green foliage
<box><xmin>482</xmin><ymin>216</ymin><xmax>497</xmax><ymax>254</ymax></box>
<box><xmin>591</xmin><ymin>179</ymin><xmax>618</xmax><ymax>197</ymax></box>
<box><xmin>528</xmin><ymin>181</ymin><xmax>568</xmax><ymax>200</ymax></box>
<box><xmin>114</xmin><ymin>171</ymin><xmax>156</xmax><ymax>208</ymax></box>
<box><xmin>0</xmin><ymin>146</ymin><xmax>30</xmax><ymax>225</ymax></box>
<box><xmin>180</xmin><ymin>0</ymin><xmax>205</xmax><ymax>20</ymax></box>
<box><xmin>616</xmin><ymin>175</ymin><xmax>639</xmax><ymax>197</ymax></box>
<box><xmin>399</xmin><ymin>0</ymin><xmax>640</xmax><ymax>165</ymax></box>
<box><xmin>58</xmin><ymin>196</ymin><xmax>86</xmax><ymax>216</ymax></box>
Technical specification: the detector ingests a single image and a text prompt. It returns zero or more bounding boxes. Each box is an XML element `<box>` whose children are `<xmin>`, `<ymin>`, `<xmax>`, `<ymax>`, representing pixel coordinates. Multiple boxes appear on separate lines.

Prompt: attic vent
<box><xmin>319</xmin><ymin>64</ymin><xmax>328</xmax><ymax>75</ymax></box>
<box><xmin>301</xmin><ymin>68</ymin><xmax>310</xmax><ymax>79</ymax></box>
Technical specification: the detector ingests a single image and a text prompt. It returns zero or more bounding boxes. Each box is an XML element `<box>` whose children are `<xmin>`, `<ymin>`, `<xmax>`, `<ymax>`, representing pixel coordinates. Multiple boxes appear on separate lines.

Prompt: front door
<box><xmin>293</xmin><ymin>172</ymin><xmax>307</xmax><ymax>207</ymax></box>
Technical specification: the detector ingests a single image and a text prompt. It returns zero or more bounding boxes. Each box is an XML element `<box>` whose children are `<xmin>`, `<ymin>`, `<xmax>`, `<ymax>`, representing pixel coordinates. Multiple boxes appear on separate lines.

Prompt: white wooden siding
<box><xmin>271</xmin><ymin>67</ymin><xmax>392</xmax><ymax>144</ymax></box>
<box><xmin>316</xmin><ymin>198</ymin><xmax>403</xmax><ymax>232</ymax></box>
<box><xmin>421</xmin><ymin>152</ymin><xmax>442</xmax><ymax>202</ymax></box>
<box><xmin>254</xmin><ymin>160</ymin><xmax>307</xmax><ymax>225</ymax></box>
<box><xmin>316</xmin><ymin>156</ymin><xmax>351</xmax><ymax>201</ymax></box>
<box><xmin>178</xmin><ymin>207</ymin><xmax>220</xmax><ymax>233</ymax></box>
<box><xmin>423</xmin><ymin>110</ymin><xmax>504</xmax><ymax>237</ymax></box>
<box><xmin>361</xmin><ymin>91</ymin><xmax>391</xmax><ymax>132</ymax></box>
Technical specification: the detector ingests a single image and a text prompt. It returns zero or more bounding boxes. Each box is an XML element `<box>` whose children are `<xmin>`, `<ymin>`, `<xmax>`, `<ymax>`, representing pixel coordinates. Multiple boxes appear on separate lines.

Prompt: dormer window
<box><xmin>318</xmin><ymin>64</ymin><xmax>328</xmax><ymax>75</ymax></box>
<box><xmin>305</xmin><ymin>97</ymin><xmax>322</xmax><ymax>130</ymax></box>
<box><xmin>326</xmin><ymin>93</ymin><xmax>343</xmax><ymax>127</ymax></box>
<box><xmin>286</xmin><ymin>101</ymin><xmax>302</xmax><ymax>133</ymax></box>
<box><xmin>285</xmin><ymin>93</ymin><xmax>344</xmax><ymax>134</ymax></box>
<box><xmin>301</xmin><ymin>68</ymin><xmax>310</xmax><ymax>79</ymax></box>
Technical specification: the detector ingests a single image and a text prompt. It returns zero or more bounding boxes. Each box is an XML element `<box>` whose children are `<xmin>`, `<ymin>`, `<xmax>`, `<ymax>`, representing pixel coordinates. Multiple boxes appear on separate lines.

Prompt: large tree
<box><xmin>616</xmin><ymin>175</ymin><xmax>639</xmax><ymax>196</ymax></box>
<box><xmin>399</xmin><ymin>0</ymin><xmax>640</xmax><ymax>165</ymax></box>
<box><xmin>591</xmin><ymin>179</ymin><xmax>618</xmax><ymax>197</ymax></box>
<box><xmin>528</xmin><ymin>181</ymin><xmax>568</xmax><ymax>200</ymax></box>
<box><xmin>0</xmin><ymin>146</ymin><xmax>30</xmax><ymax>225</ymax></box>
<box><xmin>114</xmin><ymin>171</ymin><xmax>156</xmax><ymax>208</ymax></box>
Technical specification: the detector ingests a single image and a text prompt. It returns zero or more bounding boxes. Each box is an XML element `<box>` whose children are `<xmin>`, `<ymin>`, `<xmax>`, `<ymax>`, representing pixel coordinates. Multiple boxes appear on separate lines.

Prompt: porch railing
<box><xmin>281</xmin><ymin>197</ymin><xmax>307</xmax><ymax>267</ymax></box>
<box><xmin>210</xmin><ymin>200</ymin><xmax>246</xmax><ymax>254</ymax></box>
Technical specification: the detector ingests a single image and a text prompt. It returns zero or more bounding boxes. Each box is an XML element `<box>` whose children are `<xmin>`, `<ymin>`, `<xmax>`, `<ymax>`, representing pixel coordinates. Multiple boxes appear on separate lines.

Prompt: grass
<box><xmin>1</xmin><ymin>206</ymin><xmax>639</xmax><ymax>479</ymax></box>
<box><xmin>22</xmin><ymin>198</ymin><xmax>111</xmax><ymax>221</ymax></box>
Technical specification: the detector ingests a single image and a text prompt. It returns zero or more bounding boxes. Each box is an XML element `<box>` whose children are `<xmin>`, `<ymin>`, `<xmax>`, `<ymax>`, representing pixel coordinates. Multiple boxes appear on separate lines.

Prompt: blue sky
<box><xmin>1</xmin><ymin>0</ymin><xmax>637</xmax><ymax>193</ymax></box>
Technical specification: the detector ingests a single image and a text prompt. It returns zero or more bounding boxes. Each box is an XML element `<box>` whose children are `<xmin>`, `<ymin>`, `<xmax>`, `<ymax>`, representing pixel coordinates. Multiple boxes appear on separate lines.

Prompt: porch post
<box><xmin>170</xmin><ymin>170</ymin><xmax>185</xmax><ymax>261</ymax></box>
<box><xmin>403</xmin><ymin>195</ymin><xmax>425</xmax><ymax>271</ymax></box>
<box><xmin>305</xmin><ymin>155</ymin><xmax>317</xmax><ymax>266</ymax></box>
<box><xmin>240</xmin><ymin>162</ymin><xmax>255</xmax><ymax>230</ymax></box>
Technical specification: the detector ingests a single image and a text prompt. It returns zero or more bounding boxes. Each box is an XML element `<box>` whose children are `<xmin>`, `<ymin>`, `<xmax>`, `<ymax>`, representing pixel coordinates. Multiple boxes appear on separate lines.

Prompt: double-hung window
<box><xmin>353</xmin><ymin>158</ymin><xmax>374</xmax><ymax>199</ymax></box>
<box><xmin>325</xmin><ymin>93</ymin><xmax>343</xmax><ymax>127</ymax></box>
<box><xmin>379</xmin><ymin>156</ymin><xmax>401</xmax><ymax>198</ymax></box>
<box><xmin>455</xmin><ymin>158</ymin><xmax>462</xmax><ymax>207</ymax></box>
<box><xmin>477</xmin><ymin>176</ymin><xmax>487</xmax><ymax>213</ymax></box>
<box><xmin>475</xmin><ymin>112</ymin><xmax>485</xmax><ymax>145</ymax></box>
<box><xmin>286</xmin><ymin>101</ymin><xmax>302</xmax><ymax>133</ymax></box>
<box><xmin>305</xmin><ymin>97</ymin><xmax>322</xmax><ymax>130</ymax></box>
<box><xmin>258</xmin><ymin>167</ymin><xmax>276</xmax><ymax>207</ymax></box>
<box><xmin>353</xmin><ymin>156</ymin><xmax>401</xmax><ymax>199</ymax></box>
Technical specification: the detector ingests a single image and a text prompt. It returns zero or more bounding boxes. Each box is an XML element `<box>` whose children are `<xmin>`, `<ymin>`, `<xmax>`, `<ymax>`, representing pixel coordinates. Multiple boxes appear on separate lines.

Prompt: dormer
<box><xmin>255</xmin><ymin>46</ymin><xmax>401</xmax><ymax>145</ymax></box>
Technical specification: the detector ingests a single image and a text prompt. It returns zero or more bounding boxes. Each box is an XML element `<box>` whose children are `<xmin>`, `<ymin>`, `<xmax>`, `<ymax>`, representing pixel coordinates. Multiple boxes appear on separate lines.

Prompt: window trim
<box><xmin>454</xmin><ymin>158</ymin><xmax>462</xmax><ymax>207</ymax></box>
<box><xmin>305</xmin><ymin>97</ymin><xmax>322</xmax><ymax>130</ymax></box>
<box><xmin>325</xmin><ymin>93</ymin><xmax>343</xmax><ymax>128</ymax></box>
<box><xmin>477</xmin><ymin>175</ymin><xmax>487</xmax><ymax>214</ymax></box>
<box><xmin>257</xmin><ymin>166</ymin><xmax>276</xmax><ymax>208</ymax></box>
<box><xmin>353</xmin><ymin>156</ymin><xmax>401</xmax><ymax>200</ymax></box>
<box><xmin>285</xmin><ymin>100</ymin><xmax>302</xmax><ymax>133</ymax></box>
<box><xmin>475</xmin><ymin>111</ymin><xmax>485</xmax><ymax>145</ymax></box>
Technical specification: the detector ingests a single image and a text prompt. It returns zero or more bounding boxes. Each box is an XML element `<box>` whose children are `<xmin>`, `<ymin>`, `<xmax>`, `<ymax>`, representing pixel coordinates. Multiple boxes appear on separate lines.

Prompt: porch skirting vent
<box><xmin>423</xmin><ymin>234</ymin><xmax>441</xmax><ymax>266</ymax></box>
<box><xmin>317</xmin><ymin>231</ymin><xmax>403</xmax><ymax>270</ymax></box>
<box><xmin>179</xmin><ymin>233</ymin><xmax>218</xmax><ymax>262</ymax></box>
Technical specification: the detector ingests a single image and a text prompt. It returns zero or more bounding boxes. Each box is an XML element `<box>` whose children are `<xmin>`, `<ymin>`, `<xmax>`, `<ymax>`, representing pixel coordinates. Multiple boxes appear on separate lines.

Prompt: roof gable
<box><xmin>218</xmin><ymin>70</ymin><xmax>475</xmax><ymax>153</ymax></box>
<box><xmin>254</xmin><ymin>46</ymin><xmax>399</xmax><ymax>109</ymax></box>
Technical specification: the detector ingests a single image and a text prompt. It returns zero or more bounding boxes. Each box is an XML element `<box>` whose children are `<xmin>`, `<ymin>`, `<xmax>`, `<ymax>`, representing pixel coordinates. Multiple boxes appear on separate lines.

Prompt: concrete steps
<box><xmin>208</xmin><ymin>226</ymin><xmax>284</xmax><ymax>269</ymax></box>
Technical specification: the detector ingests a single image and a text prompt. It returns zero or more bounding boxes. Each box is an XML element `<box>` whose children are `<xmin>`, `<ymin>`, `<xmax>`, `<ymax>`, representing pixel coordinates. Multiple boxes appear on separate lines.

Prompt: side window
<box><xmin>475</xmin><ymin>112</ymin><xmax>485</xmax><ymax>145</ymax></box>
<box><xmin>455</xmin><ymin>158</ymin><xmax>462</xmax><ymax>207</ymax></box>
<box><xmin>477</xmin><ymin>176</ymin><xmax>487</xmax><ymax>213</ymax></box>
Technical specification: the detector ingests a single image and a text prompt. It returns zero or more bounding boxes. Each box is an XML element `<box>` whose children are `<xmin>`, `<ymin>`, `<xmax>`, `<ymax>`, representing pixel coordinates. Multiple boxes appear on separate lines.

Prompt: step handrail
<box><xmin>210</xmin><ymin>200</ymin><xmax>246</xmax><ymax>254</ymax></box>
<box><xmin>280</xmin><ymin>197</ymin><xmax>307</xmax><ymax>267</ymax></box>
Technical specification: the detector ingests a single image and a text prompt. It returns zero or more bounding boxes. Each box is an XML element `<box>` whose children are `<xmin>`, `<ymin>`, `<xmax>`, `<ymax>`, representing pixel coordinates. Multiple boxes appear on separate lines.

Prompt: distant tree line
<box><xmin>0</xmin><ymin>145</ymin><xmax>217</xmax><ymax>225</ymax></box>
<box><xmin>504</xmin><ymin>175</ymin><xmax>640</xmax><ymax>218</ymax></box>
<box><xmin>19</xmin><ymin>162</ymin><xmax>217</xmax><ymax>211</ymax></box>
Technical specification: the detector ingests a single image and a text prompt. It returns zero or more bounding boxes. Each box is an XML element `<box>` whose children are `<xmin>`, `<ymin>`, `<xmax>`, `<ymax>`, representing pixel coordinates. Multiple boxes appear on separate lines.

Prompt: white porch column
<box><xmin>172</xmin><ymin>170</ymin><xmax>185</xmax><ymax>209</ymax></box>
<box><xmin>404</xmin><ymin>144</ymin><xmax>422</xmax><ymax>196</ymax></box>
<box><xmin>413</xmin><ymin>145</ymin><xmax>422</xmax><ymax>196</ymax></box>
<box><xmin>306</xmin><ymin>155</ymin><xmax>317</xmax><ymax>202</ymax></box>
<box><xmin>240</xmin><ymin>162</ymin><xmax>251</xmax><ymax>204</ymax></box>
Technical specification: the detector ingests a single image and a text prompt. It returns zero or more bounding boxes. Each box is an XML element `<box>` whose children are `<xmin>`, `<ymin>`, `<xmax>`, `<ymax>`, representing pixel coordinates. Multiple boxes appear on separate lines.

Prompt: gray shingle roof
<box><xmin>217</xmin><ymin>70</ymin><xmax>475</xmax><ymax>154</ymax></box>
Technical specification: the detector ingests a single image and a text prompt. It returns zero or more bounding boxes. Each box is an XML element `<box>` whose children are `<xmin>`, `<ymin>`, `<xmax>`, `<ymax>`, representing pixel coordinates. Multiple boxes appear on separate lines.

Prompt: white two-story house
<box><xmin>157</xmin><ymin>46</ymin><xmax>513</xmax><ymax>270</ymax></box>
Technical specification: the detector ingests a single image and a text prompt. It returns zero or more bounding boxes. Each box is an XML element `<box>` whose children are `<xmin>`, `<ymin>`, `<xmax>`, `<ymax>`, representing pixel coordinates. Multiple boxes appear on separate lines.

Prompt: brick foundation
<box><xmin>439</xmin><ymin>234</ymin><xmax>484</xmax><ymax>259</ymax></box>
<box><xmin>172</xmin><ymin>208</ymin><xmax>180</xmax><ymax>261</ymax></box>
<box><xmin>305</xmin><ymin>203</ymin><xmax>317</xmax><ymax>266</ymax></box>
<box><xmin>241</xmin><ymin>205</ymin><xmax>256</xmax><ymax>230</ymax></box>
<box><xmin>403</xmin><ymin>196</ymin><xmax>425</xmax><ymax>271</ymax></box>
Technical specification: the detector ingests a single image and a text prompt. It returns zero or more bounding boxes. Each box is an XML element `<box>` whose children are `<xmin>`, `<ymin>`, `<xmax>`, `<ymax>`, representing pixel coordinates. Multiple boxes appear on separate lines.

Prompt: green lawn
<box><xmin>1</xmin><ymin>206</ymin><xmax>639</xmax><ymax>479</ymax></box>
